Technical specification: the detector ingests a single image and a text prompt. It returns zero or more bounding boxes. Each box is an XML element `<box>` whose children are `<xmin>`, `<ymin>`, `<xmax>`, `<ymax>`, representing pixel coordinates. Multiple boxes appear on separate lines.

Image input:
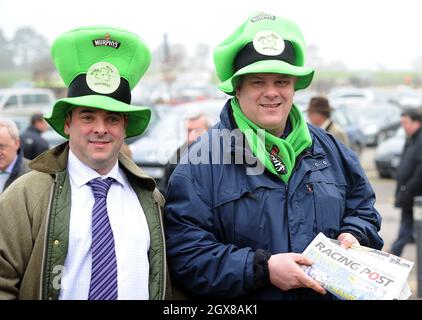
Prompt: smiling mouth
<box><xmin>89</xmin><ymin>141</ymin><xmax>110</xmax><ymax>145</ymax></box>
<box><xmin>260</xmin><ymin>103</ymin><xmax>281</xmax><ymax>108</ymax></box>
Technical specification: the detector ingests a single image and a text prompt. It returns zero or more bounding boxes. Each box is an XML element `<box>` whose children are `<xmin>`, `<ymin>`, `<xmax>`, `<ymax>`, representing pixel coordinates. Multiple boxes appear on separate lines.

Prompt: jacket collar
<box><xmin>8</xmin><ymin>148</ymin><xmax>25</xmax><ymax>180</ymax></box>
<box><xmin>29</xmin><ymin>142</ymin><xmax>156</xmax><ymax>190</ymax></box>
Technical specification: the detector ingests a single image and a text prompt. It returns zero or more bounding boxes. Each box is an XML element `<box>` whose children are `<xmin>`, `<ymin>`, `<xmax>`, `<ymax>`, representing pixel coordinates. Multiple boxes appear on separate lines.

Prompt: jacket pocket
<box><xmin>213</xmin><ymin>185</ymin><xmax>285</xmax><ymax>249</ymax></box>
<box><xmin>307</xmin><ymin>181</ymin><xmax>346</xmax><ymax>239</ymax></box>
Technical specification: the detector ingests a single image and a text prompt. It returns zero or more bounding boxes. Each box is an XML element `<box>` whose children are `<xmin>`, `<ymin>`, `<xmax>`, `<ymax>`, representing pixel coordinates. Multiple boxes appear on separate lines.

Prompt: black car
<box><xmin>374</xmin><ymin>128</ymin><xmax>405</xmax><ymax>178</ymax></box>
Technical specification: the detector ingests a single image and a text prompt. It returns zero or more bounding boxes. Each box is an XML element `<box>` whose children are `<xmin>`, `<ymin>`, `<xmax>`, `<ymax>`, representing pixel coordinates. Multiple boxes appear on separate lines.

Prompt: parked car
<box><xmin>123</xmin><ymin>101</ymin><xmax>163</xmax><ymax>145</ymax></box>
<box><xmin>130</xmin><ymin>99</ymin><xmax>226</xmax><ymax>181</ymax></box>
<box><xmin>329</xmin><ymin>87</ymin><xmax>375</xmax><ymax>104</ymax></box>
<box><xmin>334</xmin><ymin>102</ymin><xmax>401</xmax><ymax>146</ymax></box>
<box><xmin>374</xmin><ymin>128</ymin><xmax>405</xmax><ymax>178</ymax></box>
<box><xmin>300</xmin><ymin>101</ymin><xmax>366</xmax><ymax>156</ymax></box>
<box><xmin>331</xmin><ymin>107</ymin><xmax>366</xmax><ymax>156</ymax></box>
<box><xmin>0</xmin><ymin>88</ymin><xmax>55</xmax><ymax>116</ymax></box>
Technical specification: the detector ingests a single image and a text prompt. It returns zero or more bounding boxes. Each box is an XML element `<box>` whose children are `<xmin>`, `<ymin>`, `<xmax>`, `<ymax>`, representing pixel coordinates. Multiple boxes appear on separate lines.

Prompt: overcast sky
<box><xmin>1</xmin><ymin>0</ymin><xmax>421</xmax><ymax>70</ymax></box>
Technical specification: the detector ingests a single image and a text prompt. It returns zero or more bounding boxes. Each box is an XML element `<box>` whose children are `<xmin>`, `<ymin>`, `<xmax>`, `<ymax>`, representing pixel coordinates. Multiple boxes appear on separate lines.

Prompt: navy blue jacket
<box><xmin>20</xmin><ymin>125</ymin><xmax>49</xmax><ymax>160</ymax></box>
<box><xmin>164</xmin><ymin>101</ymin><xmax>383</xmax><ymax>299</ymax></box>
<box><xmin>2</xmin><ymin>148</ymin><xmax>30</xmax><ymax>192</ymax></box>
<box><xmin>395</xmin><ymin>127</ymin><xmax>422</xmax><ymax>210</ymax></box>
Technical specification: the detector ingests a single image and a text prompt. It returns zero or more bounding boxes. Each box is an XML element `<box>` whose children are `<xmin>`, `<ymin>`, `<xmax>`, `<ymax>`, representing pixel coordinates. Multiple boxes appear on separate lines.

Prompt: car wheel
<box><xmin>378</xmin><ymin>170</ymin><xmax>392</xmax><ymax>179</ymax></box>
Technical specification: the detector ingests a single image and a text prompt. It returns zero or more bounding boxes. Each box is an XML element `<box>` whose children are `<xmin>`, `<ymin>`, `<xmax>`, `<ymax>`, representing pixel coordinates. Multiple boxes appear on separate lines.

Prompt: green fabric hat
<box><xmin>45</xmin><ymin>26</ymin><xmax>152</xmax><ymax>138</ymax></box>
<box><xmin>214</xmin><ymin>13</ymin><xmax>314</xmax><ymax>95</ymax></box>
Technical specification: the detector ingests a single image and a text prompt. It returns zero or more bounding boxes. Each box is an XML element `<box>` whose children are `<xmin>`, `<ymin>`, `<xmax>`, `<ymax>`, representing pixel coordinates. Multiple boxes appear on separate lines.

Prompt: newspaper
<box><xmin>301</xmin><ymin>232</ymin><xmax>414</xmax><ymax>300</ymax></box>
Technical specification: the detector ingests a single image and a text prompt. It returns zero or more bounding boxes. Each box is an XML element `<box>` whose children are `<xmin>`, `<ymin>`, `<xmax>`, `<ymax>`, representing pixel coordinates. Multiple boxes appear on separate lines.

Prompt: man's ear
<box><xmin>123</xmin><ymin>115</ymin><xmax>129</xmax><ymax>138</ymax></box>
<box><xmin>64</xmin><ymin>113</ymin><xmax>72</xmax><ymax>135</ymax></box>
<box><xmin>235</xmin><ymin>88</ymin><xmax>240</xmax><ymax>100</ymax></box>
<box><xmin>15</xmin><ymin>137</ymin><xmax>21</xmax><ymax>149</ymax></box>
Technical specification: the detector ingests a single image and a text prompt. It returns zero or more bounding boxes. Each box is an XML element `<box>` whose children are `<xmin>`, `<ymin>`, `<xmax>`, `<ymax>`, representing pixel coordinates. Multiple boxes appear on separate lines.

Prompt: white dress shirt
<box><xmin>59</xmin><ymin>150</ymin><xmax>150</xmax><ymax>300</ymax></box>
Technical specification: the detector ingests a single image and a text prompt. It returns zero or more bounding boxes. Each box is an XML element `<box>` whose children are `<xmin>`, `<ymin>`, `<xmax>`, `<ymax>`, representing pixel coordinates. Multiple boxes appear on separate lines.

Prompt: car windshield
<box><xmin>332</xmin><ymin>109</ymin><xmax>351</xmax><ymax>127</ymax></box>
<box><xmin>340</xmin><ymin>103</ymin><xmax>400</xmax><ymax>126</ymax></box>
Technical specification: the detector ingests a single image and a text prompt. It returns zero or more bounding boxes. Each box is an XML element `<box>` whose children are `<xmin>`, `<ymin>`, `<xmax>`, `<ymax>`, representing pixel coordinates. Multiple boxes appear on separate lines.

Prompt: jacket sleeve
<box><xmin>337</xmin><ymin>145</ymin><xmax>384</xmax><ymax>249</ymax></box>
<box><xmin>0</xmin><ymin>182</ymin><xmax>34</xmax><ymax>299</ymax></box>
<box><xmin>164</xmin><ymin>171</ymin><xmax>256</xmax><ymax>298</ymax></box>
<box><xmin>396</xmin><ymin>137</ymin><xmax>422</xmax><ymax>207</ymax></box>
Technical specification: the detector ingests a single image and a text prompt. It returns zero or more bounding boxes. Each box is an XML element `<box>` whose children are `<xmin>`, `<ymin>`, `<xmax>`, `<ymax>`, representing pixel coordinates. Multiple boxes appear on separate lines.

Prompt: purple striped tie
<box><xmin>88</xmin><ymin>177</ymin><xmax>118</xmax><ymax>300</ymax></box>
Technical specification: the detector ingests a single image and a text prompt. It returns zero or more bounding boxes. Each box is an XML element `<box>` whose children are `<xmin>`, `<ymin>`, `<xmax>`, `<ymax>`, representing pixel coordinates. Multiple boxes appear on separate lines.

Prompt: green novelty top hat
<box><xmin>45</xmin><ymin>26</ymin><xmax>152</xmax><ymax>138</ymax></box>
<box><xmin>214</xmin><ymin>13</ymin><xmax>314</xmax><ymax>95</ymax></box>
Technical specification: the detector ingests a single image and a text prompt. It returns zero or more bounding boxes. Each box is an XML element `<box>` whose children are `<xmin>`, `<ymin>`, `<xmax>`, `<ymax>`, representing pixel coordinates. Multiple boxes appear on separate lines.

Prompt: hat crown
<box><xmin>308</xmin><ymin>96</ymin><xmax>332</xmax><ymax>113</ymax></box>
<box><xmin>213</xmin><ymin>13</ymin><xmax>307</xmax><ymax>83</ymax></box>
<box><xmin>45</xmin><ymin>26</ymin><xmax>152</xmax><ymax>140</ymax></box>
<box><xmin>51</xmin><ymin>26</ymin><xmax>151</xmax><ymax>91</ymax></box>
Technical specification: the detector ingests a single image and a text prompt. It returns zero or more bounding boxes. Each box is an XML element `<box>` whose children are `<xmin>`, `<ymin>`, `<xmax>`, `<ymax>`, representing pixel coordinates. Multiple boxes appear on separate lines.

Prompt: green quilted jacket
<box><xmin>0</xmin><ymin>143</ymin><xmax>171</xmax><ymax>300</ymax></box>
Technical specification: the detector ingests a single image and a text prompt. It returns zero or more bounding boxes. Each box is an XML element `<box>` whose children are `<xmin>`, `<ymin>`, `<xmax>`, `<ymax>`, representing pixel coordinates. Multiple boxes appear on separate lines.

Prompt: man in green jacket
<box><xmin>0</xmin><ymin>26</ymin><xmax>170</xmax><ymax>300</ymax></box>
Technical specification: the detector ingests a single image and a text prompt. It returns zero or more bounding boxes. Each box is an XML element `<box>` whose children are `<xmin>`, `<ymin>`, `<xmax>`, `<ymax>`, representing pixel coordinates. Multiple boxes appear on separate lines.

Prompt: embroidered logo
<box><xmin>253</xmin><ymin>30</ymin><xmax>285</xmax><ymax>56</ymax></box>
<box><xmin>86</xmin><ymin>61</ymin><xmax>121</xmax><ymax>94</ymax></box>
<box><xmin>251</xmin><ymin>13</ymin><xmax>276</xmax><ymax>23</ymax></box>
<box><xmin>269</xmin><ymin>145</ymin><xmax>288</xmax><ymax>174</ymax></box>
<box><xmin>92</xmin><ymin>33</ymin><xmax>121</xmax><ymax>49</ymax></box>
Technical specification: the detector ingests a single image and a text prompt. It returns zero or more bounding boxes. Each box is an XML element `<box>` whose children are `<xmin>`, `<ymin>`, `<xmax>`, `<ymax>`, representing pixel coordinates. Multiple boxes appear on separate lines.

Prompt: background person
<box><xmin>307</xmin><ymin>96</ymin><xmax>350</xmax><ymax>147</ymax></box>
<box><xmin>20</xmin><ymin>113</ymin><xmax>50</xmax><ymax>160</ymax></box>
<box><xmin>164</xmin><ymin>13</ymin><xmax>383</xmax><ymax>299</ymax></box>
<box><xmin>0</xmin><ymin>117</ymin><xmax>30</xmax><ymax>193</ymax></box>
<box><xmin>158</xmin><ymin>111</ymin><xmax>211</xmax><ymax>196</ymax></box>
<box><xmin>0</xmin><ymin>26</ymin><xmax>170</xmax><ymax>300</ymax></box>
<box><xmin>391</xmin><ymin>109</ymin><xmax>422</xmax><ymax>256</ymax></box>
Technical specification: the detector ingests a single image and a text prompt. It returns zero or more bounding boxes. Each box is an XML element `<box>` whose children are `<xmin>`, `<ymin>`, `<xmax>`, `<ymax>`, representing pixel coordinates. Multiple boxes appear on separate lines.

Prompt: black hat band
<box><xmin>233</xmin><ymin>40</ymin><xmax>296</xmax><ymax>73</ymax></box>
<box><xmin>67</xmin><ymin>74</ymin><xmax>131</xmax><ymax>104</ymax></box>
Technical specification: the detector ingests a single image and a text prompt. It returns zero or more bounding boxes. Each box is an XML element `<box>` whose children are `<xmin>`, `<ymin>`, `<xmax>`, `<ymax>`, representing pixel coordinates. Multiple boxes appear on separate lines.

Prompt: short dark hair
<box><xmin>401</xmin><ymin>109</ymin><xmax>422</xmax><ymax>123</ymax></box>
<box><xmin>30</xmin><ymin>113</ymin><xmax>45</xmax><ymax>125</ymax></box>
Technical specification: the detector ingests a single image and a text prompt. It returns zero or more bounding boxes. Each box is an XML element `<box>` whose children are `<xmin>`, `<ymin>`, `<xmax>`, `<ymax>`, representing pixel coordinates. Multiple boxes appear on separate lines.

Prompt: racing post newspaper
<box><xmin>301</xmin><ymin>233</ymin><xmax>414</xmax><ymax>300</ymax></box>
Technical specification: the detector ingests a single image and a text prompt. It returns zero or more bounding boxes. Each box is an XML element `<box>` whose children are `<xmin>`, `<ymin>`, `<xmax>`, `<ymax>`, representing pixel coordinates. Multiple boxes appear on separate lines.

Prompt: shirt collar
<box><xmin>67</xmin><ymin>149</ymin><xmax>124</xmax><ymax>187</ymax></box>
<box><xmin>321</xmin><ymin>119</ymin><xmax>332</xmax><ymax>131</ymax></box>
<box><xmin>3</xmin><ymin>155</ymin><xmax>18</xmax><ymax>174</ymax></box>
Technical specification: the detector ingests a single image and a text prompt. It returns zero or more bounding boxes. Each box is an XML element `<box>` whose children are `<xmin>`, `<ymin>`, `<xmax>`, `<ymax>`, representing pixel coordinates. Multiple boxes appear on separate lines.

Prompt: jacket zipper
<box><xmin>156</xmin><ymin>201</ymin><xmax>167</xmax><ymax>300</ymax></box>
<box><xmin>39</xmin><ymin>177</ymin><xmax>57</xmax><ymax>300</ymax></box>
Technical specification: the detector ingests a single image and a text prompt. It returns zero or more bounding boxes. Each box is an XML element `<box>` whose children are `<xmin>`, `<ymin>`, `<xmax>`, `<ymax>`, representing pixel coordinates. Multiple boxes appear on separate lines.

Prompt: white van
<box><xmin>0</xmin><ymin>88</ymin><xmax>55</xmax><ymax>116</ymax></box>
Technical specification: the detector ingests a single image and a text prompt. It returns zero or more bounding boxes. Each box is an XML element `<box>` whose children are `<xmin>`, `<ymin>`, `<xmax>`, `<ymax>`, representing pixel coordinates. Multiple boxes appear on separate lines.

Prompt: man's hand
<box><xmin>337</xmin><ymin>232</ymin><xmax>360</xmax><ymax>249</ymax></box>
<box><xmin>268</xmin><ymin>253</ymin><xmax>326</xmax><ymax>295</ymax></box>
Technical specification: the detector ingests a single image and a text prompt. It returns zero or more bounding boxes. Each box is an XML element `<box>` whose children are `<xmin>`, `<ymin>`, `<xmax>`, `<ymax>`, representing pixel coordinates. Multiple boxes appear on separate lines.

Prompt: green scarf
<box><xmin>231</xmin><ymin>98</ymin><xmax>312</xmax><ymax>183</ymax></box>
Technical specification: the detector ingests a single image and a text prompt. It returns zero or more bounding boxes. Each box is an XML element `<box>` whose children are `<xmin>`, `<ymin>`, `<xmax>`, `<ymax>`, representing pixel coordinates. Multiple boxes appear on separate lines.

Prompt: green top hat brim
<box><xmin>218</xmin><ymin>59</ymin><xmax>314</xmax><ymax>95</ymax></box>
<box><xmin>44</xmin><ymin>95</ymin><xmax>151</xmax><ymax>139</ymax></box>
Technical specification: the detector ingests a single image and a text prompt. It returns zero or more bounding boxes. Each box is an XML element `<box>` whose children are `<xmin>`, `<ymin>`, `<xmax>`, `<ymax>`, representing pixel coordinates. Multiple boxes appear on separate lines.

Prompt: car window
<box><xmin>3</xmin><ymin>95</ymin><xmax>18</xmax><ymax>109</ymax></box>
<box><xmin>341</xmin><ymin>103</ymin><xmax>400</xmax><ymax>126</ymax></box>
<box><xmin>22</xmin><ymin>94</ymin><xmax>51</xmax><ymax>106</ymax></box>
<box><xmin>332</xmin><ymin>109</ymin><xmax>350</xmax><ymax>127</ymax></box>
<box><xmin>36</xmin><ymin>94</ymin><xmax>51</xmax><ymax>104</ymax></box>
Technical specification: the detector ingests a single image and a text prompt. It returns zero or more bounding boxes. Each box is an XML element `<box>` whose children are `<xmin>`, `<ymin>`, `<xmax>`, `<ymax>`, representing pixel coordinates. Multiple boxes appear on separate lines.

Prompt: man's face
<box><xmin>235</xmin><ymin>73</ymin><xmax>296</xmax><ymax>136</ymax></box>
<box><xmin>308</xmin><ymin>111</ymin><xmax>326</xmax><ymax>127</ymax></box>
<box><xmin>186</xmin><ymin>116</ymin><xmax>209</xmax><ymax>145</ymax></box>
<box><xmin>401</xmin><ymin>115</ymin><xmax>421</xmax><ymax>137</ymax></box>
<box><xmin>0</xmin><ymin>127</ymin><xmax>20</xmax><ymax>171</ymax></box>
<box><xmin>64</xmin><ymin>107</ymin><xmax>128</xmax><ymax>175</ymax></box>
<box><xmin>36</xmin><ymin>119</ymin><xmax>49</xmax><ymax>133</ymax></box>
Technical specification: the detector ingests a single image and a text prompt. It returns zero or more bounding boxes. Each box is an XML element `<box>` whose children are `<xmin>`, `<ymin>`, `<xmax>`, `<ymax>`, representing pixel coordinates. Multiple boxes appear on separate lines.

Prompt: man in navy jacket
<box><xmin>164</xmin><ymin>13</ymin><xmax>383</xmax><ymax>300</ymax></box>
